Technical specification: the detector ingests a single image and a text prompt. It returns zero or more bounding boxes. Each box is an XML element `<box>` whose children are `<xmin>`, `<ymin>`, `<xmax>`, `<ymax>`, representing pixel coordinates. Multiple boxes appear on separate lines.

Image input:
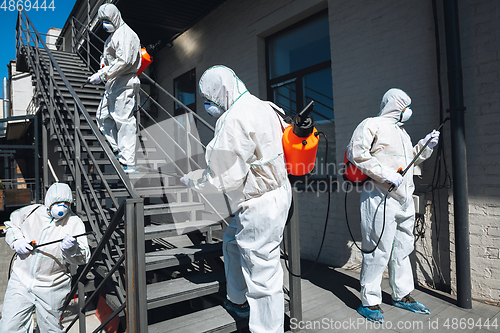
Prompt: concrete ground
<box><xmin>290</xmin><ymin>260</ymin><xmax>500</xmax><ymax>333</ymax></box>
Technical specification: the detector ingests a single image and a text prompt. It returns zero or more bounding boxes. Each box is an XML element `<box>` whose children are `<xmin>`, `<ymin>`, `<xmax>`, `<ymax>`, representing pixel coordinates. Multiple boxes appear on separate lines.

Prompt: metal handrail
<box><xmin>17</xmin><ymin>11</ymin><xmax>138</xmax><ymax>199</ymax></box>
<box><xmin>16</xmin><ymin>9</ymin><xmax>143</xmax><ymax>333</ymax></box>
<box><xmin>69</xmin><ymin>15</ymin><xmax>233</xmax><ymax>222</ymax></box>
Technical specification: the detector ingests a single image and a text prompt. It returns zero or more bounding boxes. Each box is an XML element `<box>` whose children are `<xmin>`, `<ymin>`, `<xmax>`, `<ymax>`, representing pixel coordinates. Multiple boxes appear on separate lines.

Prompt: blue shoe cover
<box><xmin>223</xmin><ymin>299</ymin><xmax>250</xmax><ymax>318</ymax></box>
<box><xmin>357</xmin><ymin>304</ymin><xmax>384</xmax><ymax>323</ymax></box>
<box><xmin>123</xmin><ymin>166</ymin><xmax>138</xmax><ymax>174</ymax></box>
<box><xmin>392</xmin><ymin>296</ymin><xmax>430</xmax><ymax>314</ymax></box>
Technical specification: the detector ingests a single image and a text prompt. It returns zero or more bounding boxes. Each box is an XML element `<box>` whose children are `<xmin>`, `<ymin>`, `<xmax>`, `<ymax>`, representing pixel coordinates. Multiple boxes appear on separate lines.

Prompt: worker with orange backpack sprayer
<box><xmin>346</xmin><ymin>88</ymin><xmax>440</xmax><ymax>323</ymax></box>
<box><xmin>180</xmin><ymin>66</ymin><xmax>292</xmax><ymax>333</ymax></box>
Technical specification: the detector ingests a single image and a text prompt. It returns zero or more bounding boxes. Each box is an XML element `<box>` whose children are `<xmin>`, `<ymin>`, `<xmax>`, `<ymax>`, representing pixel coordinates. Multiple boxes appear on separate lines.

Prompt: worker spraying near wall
<box><xmin>346</xmin><ymin>88</ymin><xmax>440</xmax><ymax>323</ymax></box>
<box><xmin>0</xmin><ymin>183</ymin><xmax>91</xmax><ymax>333</ymax></box>
<box><xmin>88</xmin><ymin>3</ymin><xmax>142</xmax><ymax>173</ymax></box>
<box><xmin>180</xmin><ymin>65</ymin><xmax>292</xmax><ymax>333</ymax></box>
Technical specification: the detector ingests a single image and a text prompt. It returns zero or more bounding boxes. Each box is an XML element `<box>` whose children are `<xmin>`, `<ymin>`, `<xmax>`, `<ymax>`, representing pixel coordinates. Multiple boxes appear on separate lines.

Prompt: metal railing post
<box><xmin>86</xmin><ymin>0</ymin><xmax>90</xmax><ymax>70</ymax></box>
<box><xmin>75</xmin><ymin>98</ymin><xmax>81</xmax><ymax>213</ymax></box>
<box><xmin>34</xmin><ymin>114</ymin><xmax>40</xmax><ymax>203</ymax></box>
<box><xmin>125</xmin><ymin>198</ymin><xmax>147</xmax><ymax>333</ymax></box>
<box><xmin>78</xmin><ymin>279</ymin><xmax>86</xmax><ymax>332</ymax></box>
<box><xmin>285</xmin><ymin>187</ymin><xmax>302</xmax><ymax>329</ymax></box>
<box><xmin>185</xmin><ymin>113</ymin><xmax>195</xmax><ymax>221</ymax></box>
<box><xmin>42</xmin><ymin>114</ymin><xmax>49</xmax><ymax>193</ymax></box>
<box><xmin>71</xmin><ymin>18</ymin><xmax>75</xmax><ymax>53</ymax></box>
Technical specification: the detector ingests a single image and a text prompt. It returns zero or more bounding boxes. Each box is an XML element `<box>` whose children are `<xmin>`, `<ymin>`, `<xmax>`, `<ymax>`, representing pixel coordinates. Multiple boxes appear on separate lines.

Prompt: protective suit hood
<box><xmin>378</xmin><ymin>88</ymin><xmax>411</xmax><ymax>123</ymax></box>
<box><xmin>199</xmin><ymin>65</ymin><xmax>248</xmax><ymax>112</ymax></box>
<box><xmin>44</xmin><ymin>183</ymin><xmax>73</xmax><ymax>208</ymax></box>
<box><xmin>98</xmin><ymin>4</ymin><xmax>124</xmax><ymax>31</ymax></box>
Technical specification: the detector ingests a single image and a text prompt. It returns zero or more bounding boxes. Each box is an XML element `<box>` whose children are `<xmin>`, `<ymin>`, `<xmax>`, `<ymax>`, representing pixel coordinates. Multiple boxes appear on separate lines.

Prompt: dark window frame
<box><xmin>265</xmin><ymin>10</ymin><xmax>337</xmax><ymax>191</ymax></box>
<box><xmin>173</xmin><ymin>68</ymin><xmax>197</xmax><ymax>116</ymax></box>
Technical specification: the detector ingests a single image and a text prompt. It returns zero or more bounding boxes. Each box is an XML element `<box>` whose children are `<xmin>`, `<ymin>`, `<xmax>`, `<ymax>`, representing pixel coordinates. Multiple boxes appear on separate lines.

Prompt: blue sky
<box><xmin>0</xmin><ymin>0</ymin><xmax>77</xmax><ymax>98</ymax></box>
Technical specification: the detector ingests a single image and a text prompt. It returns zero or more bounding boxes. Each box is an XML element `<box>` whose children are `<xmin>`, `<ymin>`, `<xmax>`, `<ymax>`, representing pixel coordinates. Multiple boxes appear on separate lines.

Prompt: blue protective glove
<box><xmin>424</xmin><ymin>130</ymin><xmax>440</xmax><ymax>148</ymax></box>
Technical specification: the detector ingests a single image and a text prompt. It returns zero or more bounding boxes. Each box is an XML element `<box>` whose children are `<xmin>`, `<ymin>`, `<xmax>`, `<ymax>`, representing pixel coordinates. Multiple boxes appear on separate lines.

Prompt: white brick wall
<box><xmin>153</xmin><ymin>0</ymin><xmax>499</xmax><ymax>305</ymax></box>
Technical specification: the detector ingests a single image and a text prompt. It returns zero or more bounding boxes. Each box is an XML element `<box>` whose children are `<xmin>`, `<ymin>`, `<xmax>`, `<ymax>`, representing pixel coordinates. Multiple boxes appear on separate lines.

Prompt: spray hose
<box><xmin>283</xmin><ymin>131</ymin><xmax>331</xmax><ymax>278</ymax></box>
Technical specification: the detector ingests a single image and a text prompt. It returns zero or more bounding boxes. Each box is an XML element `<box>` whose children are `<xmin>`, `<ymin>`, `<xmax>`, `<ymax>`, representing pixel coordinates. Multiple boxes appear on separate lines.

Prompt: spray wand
<box><xmin>29</xmin><ymin>231</ymin><xmax>95</xmax><ymax>250</ymax></box>
<box><xmin>389</xmin><ymin>117</ymin><xmax>449</xmax><ymax>192</ymax></box>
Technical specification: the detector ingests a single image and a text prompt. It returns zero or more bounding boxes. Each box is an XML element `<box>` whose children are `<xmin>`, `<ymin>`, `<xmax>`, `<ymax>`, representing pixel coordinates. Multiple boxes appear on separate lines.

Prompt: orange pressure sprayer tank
<box><xmin>283</xmin><ymin>124</ymin><xmax>319</xmax><ymax>175</ymax></box>
<box><xmin>282</xmin><ymin>100</ymin><xmax>319</xmax><ymax>176</ymax></box>
<box><xmin>137</xmin><ymin>47</ymin><xmax>152</xmax><ymax>75</ymax></box>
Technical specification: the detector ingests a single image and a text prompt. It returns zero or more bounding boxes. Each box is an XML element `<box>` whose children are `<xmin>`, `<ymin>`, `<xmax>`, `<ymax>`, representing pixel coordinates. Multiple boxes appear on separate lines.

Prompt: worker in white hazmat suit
<box><xmin>0</xmin><ymin>182</ymin><xmax>90</xmax><ymax>333</ymax></box>
<box><xmin>88</xmin><ymin>3</ymin><xmax>141</xmax><ymax>173</ymax></box>
<box><xmin>347</xmin><ymin>88</ymin><xmax>439</xmax><ymax>323</ymax></box>
<box><xmin>180</xmin><ymin>65</ymin><xmax>292</xmax><ymax>333</ymax></box>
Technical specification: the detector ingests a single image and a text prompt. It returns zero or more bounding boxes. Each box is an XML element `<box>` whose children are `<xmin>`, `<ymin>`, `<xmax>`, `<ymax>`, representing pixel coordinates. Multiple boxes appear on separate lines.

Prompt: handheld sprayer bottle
<box><xmin>282</xmin><ymin>100</ymin><xmax>319</xmax><ymax>176</ymax></box>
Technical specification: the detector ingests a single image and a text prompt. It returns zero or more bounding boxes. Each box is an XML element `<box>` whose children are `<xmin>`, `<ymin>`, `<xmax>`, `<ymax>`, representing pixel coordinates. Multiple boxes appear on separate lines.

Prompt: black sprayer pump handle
<box><xmin>297</xmin><ymin>100</ymin><xmax>315</xmax><ymax>126</ymax></box>
<box><xmin>388</xmin><ymin>118</ymin><xmax>449</xmax><ymax>193</ymax></box>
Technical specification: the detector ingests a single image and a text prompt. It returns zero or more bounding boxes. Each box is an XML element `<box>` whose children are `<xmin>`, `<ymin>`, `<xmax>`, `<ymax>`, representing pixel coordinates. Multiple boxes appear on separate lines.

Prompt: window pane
<box><xmin>174</xmin><ymin>69</ymin><xmax>196</xmax><ymax>111</ymax></box>
<box><xmin>272</xmin><ymin>81</ymin><xmax>296</xmax><ymax>117</ymax></box>
<box><xmin>269</xmin><ymin>13</ymin><xmax>331</xmax><ymax>79</ymax></box>
<box><xmin>303</xmin><ymin>69</ymin><xmax>335</xmax><ymax>179</ymax></box>
<box><xmin>303</xmin><ymin>68</ymin><xmax>334</xmax><ymax>122</ymax></box>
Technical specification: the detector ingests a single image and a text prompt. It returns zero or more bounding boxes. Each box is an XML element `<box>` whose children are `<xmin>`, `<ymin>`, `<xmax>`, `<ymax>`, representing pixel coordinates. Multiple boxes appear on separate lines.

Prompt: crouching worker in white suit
<box><xmin>180</xmin><ymin>65</ymin><xmax>292</xmax><ymax>333</ymax></box>
<box><xmin>347</xmin><ymin>88</ymin><xmax>439</xmax><ymax>323</ymax></box>
<box><xmin>0</xmin><ymin>182</ymin><xmax>91</xmax><ymax>333</ymax></box>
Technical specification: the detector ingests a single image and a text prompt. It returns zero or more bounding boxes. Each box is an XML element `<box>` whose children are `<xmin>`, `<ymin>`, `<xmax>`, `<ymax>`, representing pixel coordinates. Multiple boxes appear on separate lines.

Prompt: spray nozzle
<box><xmin>296</xmin><ymin>100</ymin><xmax>315</xmax><ymax>126</ymax></box>
<box><xmin>293</xmin><ymin>100</ymin><xmax>315</xmax><ymax>138</ymax></box>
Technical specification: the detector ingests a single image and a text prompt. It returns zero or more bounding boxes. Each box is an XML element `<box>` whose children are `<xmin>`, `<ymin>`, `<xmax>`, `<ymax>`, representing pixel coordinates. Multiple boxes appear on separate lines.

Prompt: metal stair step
<box><xmin>40</xmin><ymin>55</ymin><xmax>87</xmax><ymax>67</ymax></box>
<box><xmin>145</xmin><ymin>242</ymin><xmax>222</xmax><ymax>271</ymax></box>
<box><xmin>57</xmin><ymin>97</ymin><xmax>102</xmax><ymax>107</ymax></box>
<box><xmin>147</xmin><ymin>270</ymin><xmax>225</xmax><ymax>310</ymax></box>
<box><xmin>113</xmin><ymin>185</ymin><xmax>188</xmax><ymax>197</ymax></box>
<box><xmin>144</xmin><ymin>202</ymin><xmax>205</xmax><ymax>217</ymax></box>
<box><xmin>144</xmin><ymin>220</ymin><xmax>221</xmax><ymax>240</ymax></box>
<box><xmin>39</xmin><ymin>67</ymin><xmax>89</xmax><ymax>79</ymax></box>
<box><xmin>58</xmin><ymin>90</ymin><xmax>104</xmax><ymax>101</ymax></box>
<box><xmin>62</xmin><ymin>169</ymin><xmax>164</xmax><ymax>182</ymax></box>
<box><xmin>148</xmin><ymin>299</ymin><xmax>289</xmax><ymax>333</ymax></box>
<box><xmin>39</xmin><ymin>49</ymin><xmax>82</xmax><ymax>60</ymax></box>
<box><xmin>147</xmin><ymin>305</ymin><xmax>246</xmax><ymax>333</ymax></box>
<box><xmin>42</xmin><ymin>60</ymin><xmax>89</xmax><ymax>72</ymax></box>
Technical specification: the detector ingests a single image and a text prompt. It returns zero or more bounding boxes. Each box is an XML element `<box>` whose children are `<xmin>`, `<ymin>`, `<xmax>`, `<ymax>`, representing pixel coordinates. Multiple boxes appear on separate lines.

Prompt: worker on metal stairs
<box><xmin>0</xmin><ymin>182</ymin><xmax>90</xmax><ymax>333</ymax></box>
<box><xmin>180</xmin><ymin>65</ymin><xmax>292</xmax><ymax>333</ymax></box>
<box><xmin>347</xmin><ymin>88</ymin><xmax>440</xmax><ymax>323</ymax></box>
<box><xmin>88</xmin><ymin>3</ymin><xmax>141</xmax><ymax>173</ymax></box>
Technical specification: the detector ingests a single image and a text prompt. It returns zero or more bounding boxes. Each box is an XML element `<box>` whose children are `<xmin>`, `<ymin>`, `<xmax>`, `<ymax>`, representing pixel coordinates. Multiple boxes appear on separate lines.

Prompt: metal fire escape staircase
<box><xmin>16</xmin><ymin>8</ymin><xmax>301</xmax><ymax>333</ymax></box>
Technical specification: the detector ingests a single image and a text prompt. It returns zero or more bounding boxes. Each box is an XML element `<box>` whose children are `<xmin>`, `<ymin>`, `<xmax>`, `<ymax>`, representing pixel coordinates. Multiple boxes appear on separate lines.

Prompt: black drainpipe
<box><xmin>442</xmin><ymin>0</ymin><xmax>472</xmax><ymax>309</ymax></box>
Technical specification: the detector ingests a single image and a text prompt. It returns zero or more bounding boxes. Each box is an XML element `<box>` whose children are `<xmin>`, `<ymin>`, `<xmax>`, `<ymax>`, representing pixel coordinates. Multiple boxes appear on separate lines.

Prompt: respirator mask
<box><xmin>204</xmin><ymin>101</ymin><xmax>224</xmax><ymax>118</ymax></box>
<box><xmin>400</xmin><ymin>107</ymin><xmax>412</xmax><ymax>123</ymax></box>
<box><xmin>50</xmin><ymin>203</ymin><xmax>69</xmax><ymax>220</ymax></box>
<box><xmin>103</xmin><ymin>21</ymin><xmax>115</xmax><ymax>33</ymax></box>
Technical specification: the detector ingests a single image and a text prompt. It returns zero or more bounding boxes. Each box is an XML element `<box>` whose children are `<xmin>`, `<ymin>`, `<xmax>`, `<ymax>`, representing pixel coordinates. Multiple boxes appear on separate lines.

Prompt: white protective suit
<box><xmin>0</xmin><ymin>183</ymin><xmax>90</xmax><ymax>333</ymax></box>
<box><xmin>95</xmin><ymin>4</ymin><xmax>141</xmax><ymax>167</ymax></box>
<box><xmin>183</xmin><ymin>66</ymin><xmax>292</xmax><ymax>333</ymax></box>
<box><xmin>346</xmin><ymin>88</ymin><xmax>434</xmax><ymax>307</ymax></box>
